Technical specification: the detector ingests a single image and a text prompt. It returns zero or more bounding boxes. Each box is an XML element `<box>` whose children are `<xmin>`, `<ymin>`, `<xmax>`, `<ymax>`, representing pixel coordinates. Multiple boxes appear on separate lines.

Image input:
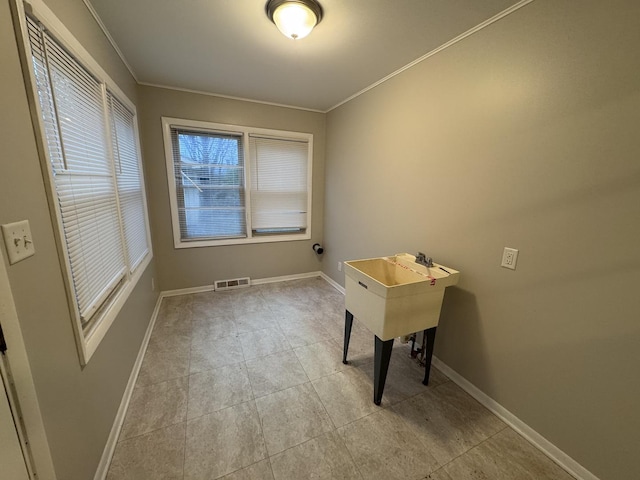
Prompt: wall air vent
<box><xmin>214</xmin><ymin>277</ymin><xmax>251</xmax><ymax>291</ymax></box>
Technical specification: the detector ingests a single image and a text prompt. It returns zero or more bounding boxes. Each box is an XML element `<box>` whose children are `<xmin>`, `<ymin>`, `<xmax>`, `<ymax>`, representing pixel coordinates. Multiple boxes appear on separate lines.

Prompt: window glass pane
<box><xmin>171</xmin><ymin>130</ymin><xmax>246</xmax><ymax>240</ymax></box>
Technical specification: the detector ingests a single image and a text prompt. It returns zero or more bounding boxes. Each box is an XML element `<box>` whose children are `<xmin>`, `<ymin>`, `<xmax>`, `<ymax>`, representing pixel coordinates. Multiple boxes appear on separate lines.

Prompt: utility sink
<box><xmin>344</xmin><ymin>253</ymin><xmax>460</xmax><ymax>341</ymax></box>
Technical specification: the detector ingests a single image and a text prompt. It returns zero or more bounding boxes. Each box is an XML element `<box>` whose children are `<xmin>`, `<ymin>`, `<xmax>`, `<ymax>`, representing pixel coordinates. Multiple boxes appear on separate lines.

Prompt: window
<box><xmin>21</xmin><ymin>6</ymin><xmax>152</xmax><ymax>364</ymax></box>
<box><xmin>162</xmin><ymin>118</ymin><xmax>312</xmax><ymax>247</ymax></box>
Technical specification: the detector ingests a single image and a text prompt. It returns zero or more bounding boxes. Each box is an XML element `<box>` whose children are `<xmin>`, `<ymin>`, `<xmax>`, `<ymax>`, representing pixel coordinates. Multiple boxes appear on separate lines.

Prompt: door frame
<box><xmin>1</xmin><ymin>248</ymin><xmax>56</xmax><ymax>479</ymax></box>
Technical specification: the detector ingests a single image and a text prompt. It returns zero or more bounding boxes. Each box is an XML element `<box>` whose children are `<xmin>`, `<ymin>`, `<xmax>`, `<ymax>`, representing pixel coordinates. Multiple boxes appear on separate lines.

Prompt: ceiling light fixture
<box><xmin>266</xmin><ymin>0</ymin><xmax>323</xmax><ymax>40</ymax></box>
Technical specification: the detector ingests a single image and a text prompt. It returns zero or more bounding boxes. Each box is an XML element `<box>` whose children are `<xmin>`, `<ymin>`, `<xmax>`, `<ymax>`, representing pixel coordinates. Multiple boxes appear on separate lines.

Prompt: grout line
<box><xmin>181</xmin><ymin>424</ymin><xmax>186</xmax><ymax>480</ymax></box>
<box><xmin>309</xmin><ymin>377</ymin><xmax>340</xmax><ymax>431</ymax></box>
<box><xmin>116</xmin><ymin>418</ymin><xmax>187</xmax><ymax>444</ymax></box>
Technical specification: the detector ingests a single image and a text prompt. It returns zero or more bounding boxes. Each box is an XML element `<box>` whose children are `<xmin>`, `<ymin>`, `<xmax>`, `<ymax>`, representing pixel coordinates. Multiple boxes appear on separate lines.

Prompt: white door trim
<box><xmin>1</xmin><ymin>249</ymin><xmax>56</xmax><ymax>479</ymax></box>
<box><xmin>0</xmin><ymin>357</ymin><xmax>30</xmax><ymax>479</ymax></box>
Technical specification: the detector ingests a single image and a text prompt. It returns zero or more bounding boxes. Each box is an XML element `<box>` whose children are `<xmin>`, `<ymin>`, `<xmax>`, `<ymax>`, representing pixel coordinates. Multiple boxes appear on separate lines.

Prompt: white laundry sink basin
<box><xmin>344</xmin><ymin>253</ymin><xmax>460</xmax><ymax>341</ymax></box>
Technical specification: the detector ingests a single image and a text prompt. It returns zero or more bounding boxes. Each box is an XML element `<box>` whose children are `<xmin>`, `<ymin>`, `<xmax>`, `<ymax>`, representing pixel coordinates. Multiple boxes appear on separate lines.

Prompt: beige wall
<box><xmin>138</xmin><ymin>85</ymin><xmax>326</xmax><ymax>291</ymax></box>
<box><xmin>323</xmin><ymin>1</ymin><xmax>640</xmax><ymax>479</ymax></box>
<box><xmin>0</xmin><ymin>0</ymin><xmax>158</xmax><ymax>478</ymax></box>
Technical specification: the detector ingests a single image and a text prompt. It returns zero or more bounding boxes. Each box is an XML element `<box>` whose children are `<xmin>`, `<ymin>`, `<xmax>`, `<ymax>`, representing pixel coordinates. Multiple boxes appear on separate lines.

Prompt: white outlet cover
<box><xmin>2</xmin><ymin>220</ymin><xmax>35</xmax><ymax>265</ymax></box>
<box><xmin>501</xmin><ymin>247</ymin><xmax>518</xmax><ymax>270</ymax></box>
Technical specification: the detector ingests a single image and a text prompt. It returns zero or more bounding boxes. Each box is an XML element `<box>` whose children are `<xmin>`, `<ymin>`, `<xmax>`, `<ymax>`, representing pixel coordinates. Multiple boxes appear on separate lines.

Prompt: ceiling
<box><xmin>86</xmin><ymin>0</ymin><xmax>523</xmax><ymax>112</ymax></box>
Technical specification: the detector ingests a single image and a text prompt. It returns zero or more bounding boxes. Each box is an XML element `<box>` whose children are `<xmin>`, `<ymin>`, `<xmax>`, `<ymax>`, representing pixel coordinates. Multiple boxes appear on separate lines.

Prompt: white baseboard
<box><xmin>162</xmin><ymin>284</ymin><xmax>215</xmax><ymax>297</ymax></box>
<box><xmin>320</xmin><ymin>272</ymin><xmax>344</xmax><ymax>294</ymax></box>
<box><xmin>251</xmin><ymin>271</ymin><xmax>322</xmax><ymax>285</ymax></box>
<box><xmin>431</xmin><ymin>357</ymin><xmax>599</xmax><ymax>480</ymax></box>
<box><xmin>93</xmin><ymin>293</ymin><xmax>163</xmax><ymax>480</ymax></box>
<box><xmin>161</xmin><ymin>271</ymin><xmax>323</xmax><ymax>298</ymax></box>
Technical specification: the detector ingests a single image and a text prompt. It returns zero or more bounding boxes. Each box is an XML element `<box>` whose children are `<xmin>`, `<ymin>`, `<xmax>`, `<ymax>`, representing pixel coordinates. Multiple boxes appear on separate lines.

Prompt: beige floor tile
<box><xmin>110</xmin><ymin>280</ymin><xmax>569</xmax><ymax>480</ymax></box>
<box><xmin>312</xmin><ymin>369</ymin><xmax>381</xmax><ymax>428</ymax></box>
<box><xmin>155</xmin><ymin>300</ymin><xmax>191</xmax><ymax>330</ymax></box>
<box><xmin>190</xmin><ymin>300</ymin><xmax>233</xmax><ymax>320</ymax></box>
<box><xmin>191</xmin><ymin>313</ymin><xmax>237</xmax><ymax>340</ymax></box>
<box><xmin>310</xmin><ymin>299</ymin><xmax>345</xmax><ymax>324</ymax></box>
<box><xmin>357</xmin><ymin>349</ymin><xmax>447</xmax><ymax>406</ymax></box>
<box><xmin>391</xmin><ymin>343</ymin><xmax>450</xmax><ymax>385</ymax></box>
<box><xmin>220</xmin><ymin>459</ymin><xmax>274</xmax><ymax>480</ymax></box>
<box><xmin>427</xmin><ymin>428</ymin><xmax>574</xmax><ymax>480</ymax></box>
<box><xmin>393</xmin><ymin>381</ymin><xmax>505</xmax><ymax>466</ymax></box>
<box><xmin>246</xmin><ymin>350</ymin><xmax>309</xmax><ymax>398</ymax></box>
<box><xmin>279</xmin><ymin>316</ymin><xmax>332</xmax><ymax>348</ymax></box>
<box><xmin>338</xmin><ymin>408</ymin><xmax>439</xmax><ymax>480</ymax></box>
<box><xmin>159</xmin><ymin>294</ymin><xmax>191</xmax><ymax>313</ymax></box>
<box><xmin>337</xmin><ymin>323</ymin><xmax>375</xmax><ymax>364</ymax></box>
<box><xmin>232</xmin><ymin>294</ymin><xmax>269</xmax><ymax>315</ymax></box>
<box><xmin>120</xmin><ymin>377</ymin><xmax>188</xmax><ymax>440</ymax></box>
<box><xmin>294</xmin><ymin>285</ymin><xmax>331</xmax><ymax>304</ymax></box>
<box><xmin>151</xmin><ymin>316</ymin><xmax>192</xmax><ymax>341</ymax></box>
<box><xmin>255</xmin><ymin>382</ymin><xmax>334</xmax><ymax>456</ymax></box>
<box><xmin>275</xmin><ymin>310</ymin><xmax>316</xmax><ymax>328</ymax></box>
<box><xmin>188</xmin><ymin>290</ymin><xmax>232</xmax><ymax>306</ymax></box>
<box><xmin>270</xmin><ymin>431</ymin><xmax>362</xmax><ymax>480</ymax></box>
<box><xmin>240</xmin><ymin>327</ymin><xmax>290</xmax><ymax>360</ymax></box>
<box><xmin>253</xmin><ymin>281</ymin><xmax>289</xmax><ymax>293</ymax></box>
<box><xmin>187</xmin><ymin>363</ymin><xmax>253</xmax><ymax>419</ymax></box>
<box><xmin>107</xmin><ymin>423</ymin><xmax>185</xmax><ymax>480</ymax></box>
<box><xmin>320</xmin><ymin>315</ymin><xmax>347</xmax><ymax>340</ymax></box>
<box><xmin>426</xmin><ymin>469</ymin><xmax>453</xmax><ymax>480</ymax></box>
<box><xmin>184</xmin><ymin>401</ymin><xmax>267</xmax><ymax>480</ymax></box>
<box><xmin>137</xmin><ymin>336</ymin><xmax>190</xmax><ymax>387</ymax></box>
<box><xmin>190</xmin><ymin>333</ymin><xmax>244</xmax><ymax>373</ymax></box>
<box><xmin>294</xmin><ymin>339</ymin><xmax>348</xmax><ymax>380</ymax></box>
<box><xmin>235</xmin><ymin>309</ymin><xmax>281</xmax><ymax>334</ymax></box>
<box><xmin>268</xmin><ymin>297</ymin><xmax>313</xmax><ymax>317</ymax></box>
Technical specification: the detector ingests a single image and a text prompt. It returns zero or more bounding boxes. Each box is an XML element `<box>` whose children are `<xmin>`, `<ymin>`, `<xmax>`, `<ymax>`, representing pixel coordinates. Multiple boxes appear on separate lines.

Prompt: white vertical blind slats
<box><xmin>27</xmin><ymin>16</ymin><xmax>148</xmax><ymax>325</ymax></box>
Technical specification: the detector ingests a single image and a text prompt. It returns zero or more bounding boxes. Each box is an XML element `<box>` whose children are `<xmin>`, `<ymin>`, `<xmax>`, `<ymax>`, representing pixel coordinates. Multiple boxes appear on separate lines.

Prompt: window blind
<box><xmin>249</xmin><ymin>135</ymin><xmax>308</xmax><ymax>233</ymax></box>
<box><xmin>27</xmin><ymin>16</ymin><xmax>147</xmax><ymax>325</ymax></box>
<box><xmin>170</xmin><ymin>128</ymin><xmax>246</xmax><ymax>240</ymax></box>
<box><xmin>109</xmin><ymin>93</ymin><xmax>149</xmax><ymax>270</ymax></box>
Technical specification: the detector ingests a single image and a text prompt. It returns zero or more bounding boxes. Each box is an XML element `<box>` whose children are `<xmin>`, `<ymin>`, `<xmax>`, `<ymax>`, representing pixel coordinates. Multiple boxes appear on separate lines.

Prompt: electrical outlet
<box><xmin>337</xmin><ymin>261</ymin><xmax>342</xmax><ymax>272</ymax></box>
<box><xmin>501</xmin><ymin>247</ymin><xmax>518</xmax><ymax>270</ymax></box>
<box><xmin>2</xmin><ymin>220</ymin><xmax>35</xmax><ymax>265</ymax></box>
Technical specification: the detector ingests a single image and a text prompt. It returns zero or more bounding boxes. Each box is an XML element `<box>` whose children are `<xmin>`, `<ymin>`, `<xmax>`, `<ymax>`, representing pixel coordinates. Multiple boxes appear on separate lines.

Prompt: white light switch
<box><xmin>2</xmin><ymin>220</ymin><xmax>35</xmax><ymax>265</ymax></box>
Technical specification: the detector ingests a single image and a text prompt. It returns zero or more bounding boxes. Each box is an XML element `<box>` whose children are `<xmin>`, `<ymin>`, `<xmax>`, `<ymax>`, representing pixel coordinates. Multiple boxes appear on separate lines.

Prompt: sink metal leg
<box><xmin>342</xmin><ymin>310</ymin><xmax>354</xmax><ymax>364</ymax></box>
<box><xmin>374</xmin><ymin>336</ymin><xmax>394</xmax><ymax>405</ymax></box>
<box><xmin>422</xmin><ymin>327</ymin><xmax>437</xmax><ymax>386</ymax></box>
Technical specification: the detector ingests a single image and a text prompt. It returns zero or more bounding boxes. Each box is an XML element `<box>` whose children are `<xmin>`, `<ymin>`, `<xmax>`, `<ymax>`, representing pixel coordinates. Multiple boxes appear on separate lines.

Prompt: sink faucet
<box><xmin>415</xmin><ymin>252</ymin><xmax>433</xmax><ymax>268</ymax></box>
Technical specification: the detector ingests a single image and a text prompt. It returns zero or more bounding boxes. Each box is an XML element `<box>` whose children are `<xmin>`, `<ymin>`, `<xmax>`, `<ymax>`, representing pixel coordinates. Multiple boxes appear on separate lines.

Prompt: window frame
<box><xmin>13</xmin><ymin>0</ymin><xmax>153</xmax><ymax>365</ymax></box>
<box><xmin>162</xmin><ymin>117</ymin><xmax>313</xmax><ymax>248</ymax></box>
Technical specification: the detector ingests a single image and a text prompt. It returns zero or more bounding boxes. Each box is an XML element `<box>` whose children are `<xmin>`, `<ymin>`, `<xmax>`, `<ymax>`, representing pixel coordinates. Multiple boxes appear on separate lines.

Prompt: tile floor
<box><xmin>106</xmin><ymin>277</ymin><xmax>574</xmax><ymax>480</ymax></box>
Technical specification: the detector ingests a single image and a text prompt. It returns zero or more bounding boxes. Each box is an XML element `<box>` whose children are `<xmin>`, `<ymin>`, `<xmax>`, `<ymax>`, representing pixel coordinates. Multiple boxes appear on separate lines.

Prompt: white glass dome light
<box><xmin>266</xmin><ymin>0</ymin><xmax>323</xmax><ymax>40</ymax></box>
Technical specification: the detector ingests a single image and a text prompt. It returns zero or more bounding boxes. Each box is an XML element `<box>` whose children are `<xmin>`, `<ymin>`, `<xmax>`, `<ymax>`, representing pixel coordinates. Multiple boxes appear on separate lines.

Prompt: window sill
<box><xmin>80</xmin><ymin>252</ymin><xmax>152</xmax><ymax>365</ymax></box>
<box><xmin>173</xmin><ymin>231</ymin><xmax>311</xmax><ymax>249</ymax></box>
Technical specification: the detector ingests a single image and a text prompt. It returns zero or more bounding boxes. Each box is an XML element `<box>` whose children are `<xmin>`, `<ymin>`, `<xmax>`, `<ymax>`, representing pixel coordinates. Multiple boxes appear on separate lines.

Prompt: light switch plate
<box><xmin>2</xmin><ymin>220</ymin><xmax>35</xmax><ymax>265</ymax></box>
